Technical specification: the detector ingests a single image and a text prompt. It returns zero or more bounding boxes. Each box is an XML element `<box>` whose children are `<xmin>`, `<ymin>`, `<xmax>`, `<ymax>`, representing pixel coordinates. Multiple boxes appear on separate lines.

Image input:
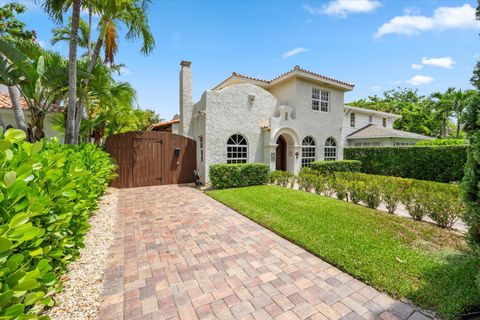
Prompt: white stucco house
<box><xmin>342</xmin><ymin>105</ymin><xmax>432</xmax><ymax>147</ymax></box>
<box><xmin>153</xmin><ymin>61</ymin><xmax>355</xmax><ymax>183</ymax></box>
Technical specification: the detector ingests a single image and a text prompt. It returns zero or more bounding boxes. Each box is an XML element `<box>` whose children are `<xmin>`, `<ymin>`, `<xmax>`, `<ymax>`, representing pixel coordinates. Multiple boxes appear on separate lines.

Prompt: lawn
<box><xmin>206</xmin><ymin>185</ymin><xmax>480</xmax><ymax>319</ymax></box>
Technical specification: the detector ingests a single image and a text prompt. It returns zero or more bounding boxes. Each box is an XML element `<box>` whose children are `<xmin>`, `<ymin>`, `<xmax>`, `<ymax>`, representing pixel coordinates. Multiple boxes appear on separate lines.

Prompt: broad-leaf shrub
<box><xmin>270</xmin><ymin>170</ymin><xmax>294</xmax><ymax>187</ymax></box>
<box><xmin>0</xmin><ymin>129</ymin><xmax>115</xmax><ymax>319</ymax></box>
<box><xmin>310</xmin><ymin>160</ymin><xmax>361</xmax><ymax>175</ymax></box>
<box><xmin>209</xmin><ymin>163</ymin><xmax>270</xmax><ymax>189</ymax></box>
<box><xmin>344</xmin><ymin>146</ymin><xmax>468</xmax><ymax>182</ymax></box>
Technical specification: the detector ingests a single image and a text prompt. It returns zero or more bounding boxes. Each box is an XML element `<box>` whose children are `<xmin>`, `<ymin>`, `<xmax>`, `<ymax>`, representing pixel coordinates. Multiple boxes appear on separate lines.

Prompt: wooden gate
<box><xmin>105</xmin><ymin>131</ymin><xmax>196</xmax><ymax>188</ymax></box>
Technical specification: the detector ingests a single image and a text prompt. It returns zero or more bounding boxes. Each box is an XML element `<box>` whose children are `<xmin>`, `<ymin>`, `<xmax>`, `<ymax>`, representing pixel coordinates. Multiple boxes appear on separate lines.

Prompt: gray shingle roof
<box><xmin>347</xmin><ymin>124</ymin><xmax>433</xmax><ymax>140</ymax></box>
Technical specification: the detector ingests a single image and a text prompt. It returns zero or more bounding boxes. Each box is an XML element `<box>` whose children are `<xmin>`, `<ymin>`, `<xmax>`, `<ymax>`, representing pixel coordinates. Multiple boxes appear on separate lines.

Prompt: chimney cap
<box><xmin>180</xmin><ymin>60</ymin><xmax>192</xmax><ymax>67</ymax></box>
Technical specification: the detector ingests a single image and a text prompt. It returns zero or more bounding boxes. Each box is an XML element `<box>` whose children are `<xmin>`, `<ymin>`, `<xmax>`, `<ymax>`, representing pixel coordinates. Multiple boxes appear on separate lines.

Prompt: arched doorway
<box><xmin>276</xmin><ymin>135</ymin><xmax>287</xmax><ymax>171</ymax></box>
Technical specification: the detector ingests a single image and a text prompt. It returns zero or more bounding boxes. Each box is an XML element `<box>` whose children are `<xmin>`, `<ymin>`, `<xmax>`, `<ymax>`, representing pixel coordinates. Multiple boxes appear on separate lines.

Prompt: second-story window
<box><xmin>312</xmin><ymin>88</ymin><xmax>329</xmax><ymax>112</ymax></box>
<box><xmin>382</xmin><ymin>118</ymin><xmax>387</xmax><ymax>127</ymax></box>
<box><xmin>350</xmin><ymin>113</ymin><xmax>355</xmax><ymax>127</ymax></box>
<box><xmin>368</xmin><ymin>115</ymin><xmax>373</xmax><ymax>123</ymax></box>
<box><xmin>199</xmin><ymin>136</ymin><xmax>204</xmax><ymax>162</ymax></box>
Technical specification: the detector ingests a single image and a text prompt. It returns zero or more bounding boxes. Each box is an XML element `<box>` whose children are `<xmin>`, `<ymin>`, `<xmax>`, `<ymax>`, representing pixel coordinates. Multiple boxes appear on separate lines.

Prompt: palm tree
<box><xmin>7</xmin><ymin>83</ymin><xmax>28</xmax><ymax>133</ymax></box>
<box><xmin>43</xmin><ymin>0</ymin><xmax>82</xmax><ymax>144</ymax></box>
<box><xmin>51</xmin><ymin>17</ymin><xmax>92</xmax><ymax>50</ymax></box>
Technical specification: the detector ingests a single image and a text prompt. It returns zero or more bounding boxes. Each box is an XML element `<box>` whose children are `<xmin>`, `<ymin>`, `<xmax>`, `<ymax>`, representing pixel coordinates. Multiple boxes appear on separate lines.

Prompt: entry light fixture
<box><xmin>295</xmin><ymin>151</ymin><xmax>299</xmax><ymax>159</ymax></box>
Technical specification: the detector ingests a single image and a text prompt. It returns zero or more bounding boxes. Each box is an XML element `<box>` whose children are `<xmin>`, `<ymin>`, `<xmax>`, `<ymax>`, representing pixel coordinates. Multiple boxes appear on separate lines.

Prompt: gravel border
<box><xmin>45</xmin><ymin>188</ymin><xmax>119</xmax><ymax>320</ymax></box>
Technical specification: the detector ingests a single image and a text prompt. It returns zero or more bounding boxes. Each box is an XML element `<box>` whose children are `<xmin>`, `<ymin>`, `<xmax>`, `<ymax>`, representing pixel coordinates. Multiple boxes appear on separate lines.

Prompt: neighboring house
<box><xmin>153</xmin><ymin>61</ymin><xmax>354</xmax><ymax>183</ymax></box>
<box><xmin>342</xmin><ymin>105</ymin><xmax>432</xmax><ymax>147</ymax></box>
<box><xmin>0</xmin><ymin>92</ymin><xmax>62</xmax><ymax>141</ymax></box>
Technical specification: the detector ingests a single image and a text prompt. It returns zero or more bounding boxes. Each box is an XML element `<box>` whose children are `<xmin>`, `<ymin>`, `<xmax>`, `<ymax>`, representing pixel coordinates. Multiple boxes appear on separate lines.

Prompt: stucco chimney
<box><xmin>179</xmin><ymin>60</ymin><xmax>194</xmax><ymax>138</ymax></box>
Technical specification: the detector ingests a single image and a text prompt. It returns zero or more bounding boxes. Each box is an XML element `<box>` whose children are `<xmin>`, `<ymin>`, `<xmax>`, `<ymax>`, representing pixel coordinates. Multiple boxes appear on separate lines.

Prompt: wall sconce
<box><xmin>248</xmin><ymin>95</ymin><xmax>255</xmax><ymax>104</ymax></box>
<box><xmin>295</xmin><ymin>151</ymin><xmax>299</xmax><ymax>159</ymax></box>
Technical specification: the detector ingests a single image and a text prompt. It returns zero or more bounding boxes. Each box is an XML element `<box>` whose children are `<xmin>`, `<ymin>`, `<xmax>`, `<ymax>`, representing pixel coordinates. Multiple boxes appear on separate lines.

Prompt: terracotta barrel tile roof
<box><xmin>0</xmin><ymin>93</ymin><xmax>29</xmax><ymax>110</ymax></box>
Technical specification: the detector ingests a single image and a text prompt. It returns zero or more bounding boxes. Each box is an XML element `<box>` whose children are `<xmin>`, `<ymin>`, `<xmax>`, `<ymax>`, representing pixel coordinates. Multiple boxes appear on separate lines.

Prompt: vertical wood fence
<box><xmin>105</xmin><ymin>131</ymin><xmax>196</xmax><ymax>188</ymax></box>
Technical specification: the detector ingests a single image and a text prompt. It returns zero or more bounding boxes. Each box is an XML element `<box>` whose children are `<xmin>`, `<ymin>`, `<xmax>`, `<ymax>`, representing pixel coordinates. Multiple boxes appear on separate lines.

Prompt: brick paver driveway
<box><xmin>99</xmin><ymin>185</ymin><xmax>431</xmax><ymax>320</ymax></box>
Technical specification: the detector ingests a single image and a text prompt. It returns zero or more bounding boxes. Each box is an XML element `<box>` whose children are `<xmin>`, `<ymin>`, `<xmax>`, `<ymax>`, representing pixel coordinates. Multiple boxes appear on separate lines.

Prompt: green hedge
<box><xmin>291</xmin><ymin>170</ymin><xmax>463</xmax><ymax>228</ymax></box>
<box><xmin>344</xmin><ymin>146</ymin><xmax>468</xmax><ymax>182</ymax></box>
<box><xmin>0</xmin><ymin>129</ymin><xmax>115</xmax><ymax>319</ymax></box>
<box><xmin>417</xmin><ymin>139</ymin><xmax>466</xmax><ymax>146</ymax></box>
<box><xmin>209</xmin><ymin>163</ymin><xmax>270</xmax><ymax>189</ymax></box>
<box><xmin>309</xmin><ymin>160</ymin><xmax>362</xmax><ymax>174</ymax></box>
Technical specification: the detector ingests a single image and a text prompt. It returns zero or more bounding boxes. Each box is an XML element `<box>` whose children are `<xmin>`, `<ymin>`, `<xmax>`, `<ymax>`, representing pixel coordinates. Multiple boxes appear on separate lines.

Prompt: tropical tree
<box><xmin>0</xmin><ymin>39</ymin><xmax>91</xmax><ymax>141</ymax></box>
<box><xmin>0</xmin><ymin>2</ymin><xmax>36</xmax><ymax>133</ymax></box>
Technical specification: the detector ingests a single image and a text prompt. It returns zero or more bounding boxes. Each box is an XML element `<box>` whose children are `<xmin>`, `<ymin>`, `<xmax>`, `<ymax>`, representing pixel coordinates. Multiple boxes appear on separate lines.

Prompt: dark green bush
<box><xmin>310</xmin><ymin>160</ymin><xmax>361</xmax><ymax>175</ymax></box>
<box><xmin>0</xmin><ymin>128</ymin><xmax>115</xmax><ymax>319</ymax></box>
<box><xmin>209</xmin><ymin>163</ymin><xmax>270</xmax><ymax>189</ymax></box>
<box><xmin>344</xmin><ymin>146</ymin><xmax>468</xmax><ymax>182</ymax></box>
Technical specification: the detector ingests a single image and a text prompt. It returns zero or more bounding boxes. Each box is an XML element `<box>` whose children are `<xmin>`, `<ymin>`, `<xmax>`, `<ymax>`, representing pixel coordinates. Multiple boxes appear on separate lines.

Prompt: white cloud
<box><xmin>421</xmin><ymin>57</ymin><xmax>455</xmax><ymax>69</ymax></box>
<box><xmin>282</xmin><ymin>47</ymin><xmax>308</xmax><ymax>59</ymax></box>
<box><xmin>411</xmin><ymin>63</ymin><xmax>423</xmax><ymax>70</ymax></box>
<box><xmin>375</xmin><ymin>4</ymin><xmax>479</xmax><ymax>37</ymax></box>
<box><xmin>119</xmin><ymin>67</ymin><xmax>132</xmax><ymax>76</ymax></box>
<box><xmin>403</xmin><ymin>7</ymin><xmax>420</xmax><ymax>15</ymax></box>
<box><xmin>371</xmin><ymin>85</ymin><xmax>381</xmax><ymax>91</ymax></box>
<box><xmin>303</xmin><ymin>0</ymin><xmax>380</xmax><ymax>17</ymax></box>
<box><xmin>406</xmin><ymin>75</ymin><xmax>434</xmax><ymax>86</ymax></box>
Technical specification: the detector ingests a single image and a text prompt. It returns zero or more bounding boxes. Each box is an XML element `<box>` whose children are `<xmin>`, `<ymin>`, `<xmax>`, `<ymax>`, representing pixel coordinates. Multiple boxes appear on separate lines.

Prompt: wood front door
<box><xmin>276</xmin><ymin>136</ymin><xmax>287</xmax><ymax>171</ymax></box>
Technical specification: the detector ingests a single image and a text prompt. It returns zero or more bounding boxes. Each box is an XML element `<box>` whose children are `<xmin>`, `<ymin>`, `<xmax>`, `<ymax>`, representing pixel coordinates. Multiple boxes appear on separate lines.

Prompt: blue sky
<box><xmin>7</xmin><ymin>0</ymin><xmax>480</xmax><ymax>119</ymax></box>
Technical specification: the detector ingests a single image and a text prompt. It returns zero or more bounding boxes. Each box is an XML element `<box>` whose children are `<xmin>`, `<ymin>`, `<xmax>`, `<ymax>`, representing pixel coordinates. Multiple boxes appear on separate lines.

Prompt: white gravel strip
<box><xmin>45</xmin><ymin>188</ymin><xmax>119</xmax><ymax>320</ymax></box>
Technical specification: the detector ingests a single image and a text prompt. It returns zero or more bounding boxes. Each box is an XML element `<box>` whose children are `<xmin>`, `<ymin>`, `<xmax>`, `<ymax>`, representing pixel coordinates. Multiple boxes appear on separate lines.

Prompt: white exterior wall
<box><xmin>290</xmin><ymin>78</ymin><xmax>345</xmax><ymax>161</ymax></box>
<box><xmin>202</xmin><ymin>83</ymin><xmax>277</xmax><ymax>183</ymax></box>
<box><xmin>0</xmin><ymin>109</ymin><xmax>63</xmax><ymax>141</ymax></box>
<box><xmin>342</xmin><ymin>110</ymin><xmax>395</xmax><ymax>146</ymax></box>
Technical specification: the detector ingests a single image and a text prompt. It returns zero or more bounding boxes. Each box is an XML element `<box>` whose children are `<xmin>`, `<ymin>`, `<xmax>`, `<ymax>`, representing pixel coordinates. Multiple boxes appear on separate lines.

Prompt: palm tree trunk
<box><xmin>87</xmin><ymin>5</ymin><xmax>92</xmax><ymax>60</ymax></box>
<box><xmin>0</xmin><ymin>113</ymin><xmax>5</xmax><ymax>130</ymax></box>
<box><xmin>65</xmin><ymin>0</ymin><xmax>82</xmax><ymax>144</ymax></box>
<box><xmin>456</xmin><ymin>118</ymin><xmax>461</xmax><ymax>138</ymax></box>
<box><xmin>73</xmin><ymin>25</ymin><xmax>105</xmax><ymax>143</ymax></box>
<box><xmin>8</xmin><ymin>86</ymin><xmax>28</xmax><ymax>133</ymax></box>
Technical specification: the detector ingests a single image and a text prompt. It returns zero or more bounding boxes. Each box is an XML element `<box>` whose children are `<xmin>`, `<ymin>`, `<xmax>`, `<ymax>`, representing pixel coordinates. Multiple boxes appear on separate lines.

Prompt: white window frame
<box><xmin>312</xmin><ymin>88</ymin><xmax>329</xmax><ymax>112</ymax></box>
<box><xmin>350</xmin><ymin>113</ymin><xmax>355</xmax><ymax>127</ymax></box>
<box><xmin>301</xmin><ymin>136</ymin><xmax>316</xmax><ymax>167</ymax></box>
<box><xmin>324</xmin><ymin>137</ymin><xmax>337</xmax><ymax>161</ymax></box>
<box><xmin>227</xmin><ymin>134</ymin><xmax>248</xmax><ymax>164</ymax></box>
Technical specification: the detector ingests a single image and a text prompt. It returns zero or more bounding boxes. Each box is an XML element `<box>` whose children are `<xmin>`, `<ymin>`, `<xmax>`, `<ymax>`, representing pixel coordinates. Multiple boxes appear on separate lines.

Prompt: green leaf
<box><xmin>28</xmin><ymin>248</ymin><xmax>42</xmax><ymax>257</ymax></box>
<box><xmin>4</xmin><ymin>149</ymin><xmax>13</xmax><ymax>160</ymax></box>
<box><xmin>4</xmin><ymin>303</ymin><xmax>25</xmax><ymax>317</ymax></box>
<box><xmin>4</xmin><ymin>128</ymin><xmax>26</xmax><ymax>143</ymax></box>
<box><xmin>0</xmin><ymin>290</ymin><xmax>14</xmax><ymax>308</ymax></box>
<box><xmin>9</xmin><ymin>213</ymin><xmax>29</xmax><ymax>229</ymax></box>
<box><xmin>13</xmin><ymin>279</ymin><xmax>39</xmax><ymax>291</ymax></box>
<box><xmin>0</xmin><ymin>140</ymin><xmax>11</xmax><ymax>151</ymax></box>
<box><xmin>0</xmin><ymin>237</ymin><xmax>12</xmax><ymax>253</ymax></box>
<box><xmin>23</xmin><ymin>291</ymin><xmax>45</xmax><ymax>306</ymax></box>
<box><xmin>4</xmin><ymin>171</ymin><xmax>16</xmax><ymax>188</ymax></box>
<box><xmin>62</xmin><ymin>190</ymin><xmax>76</xmax><ymax>198</ymax></box>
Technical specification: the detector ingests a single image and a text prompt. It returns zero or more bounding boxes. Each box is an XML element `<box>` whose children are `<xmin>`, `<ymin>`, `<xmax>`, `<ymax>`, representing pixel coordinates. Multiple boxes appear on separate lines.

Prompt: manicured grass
<box><xmin>206</xmin><ymin>185</ymin><xmax>480</xmax><ymax>319</ymax></box>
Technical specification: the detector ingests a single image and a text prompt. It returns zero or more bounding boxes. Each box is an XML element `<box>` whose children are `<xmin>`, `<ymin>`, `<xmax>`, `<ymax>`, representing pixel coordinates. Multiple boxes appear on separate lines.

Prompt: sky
<box><xmin>6</xmin><ymin>0</ymin><xmax>480</xmax><ymax>120</ymax></box>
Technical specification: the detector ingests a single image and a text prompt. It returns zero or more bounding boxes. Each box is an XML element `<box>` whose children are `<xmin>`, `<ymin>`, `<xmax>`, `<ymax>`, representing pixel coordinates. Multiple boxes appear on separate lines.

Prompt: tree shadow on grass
<box><xmin>409</xmin><ymin>252</ymin><xmax>480</xmax><ymax>319</ymax></box>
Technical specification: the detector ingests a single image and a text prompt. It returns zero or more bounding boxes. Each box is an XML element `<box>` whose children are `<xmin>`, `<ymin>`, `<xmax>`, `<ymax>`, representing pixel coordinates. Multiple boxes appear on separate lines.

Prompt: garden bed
<box><xmin>207</xmin><ymin>185</ymin><xmax>479</xmax><ymax>319</ymax></box>
<box><xmin>45</xmin><ymin>188</ymin><xmax>119</xmax><ymax>319</ymax></box>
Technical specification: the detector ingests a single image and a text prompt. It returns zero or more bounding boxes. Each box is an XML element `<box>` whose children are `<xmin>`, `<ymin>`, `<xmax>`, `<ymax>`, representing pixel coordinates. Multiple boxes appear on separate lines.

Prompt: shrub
<box><xmin>0</xmin><ymin>129</ymin><xmax>115</xmax><ymax>318</ymax></box>
<box><xmin>361</xmin><ymin>179</ymin><xmax>382</xmax><ymax>209</ymax></box>
<box><xmin>344</xmin><ymin>145</ymin><xmax>468</xmax><ymax>182</ymax></box>
<box><xmin>417</xmin><ymin>139</ymin><xmax>466</xmax><ymax>146</ymax></box>
<box><xmin>310</xmin><ymin>160</ymin><xmax>361</xmax><ymax>175</ymax></box>
<box><xmin>381</xmin><ymin>182</ymin><xmax>404</xmax><ymax>214</ymax></box>
<box><xmin>270</xmin><ymin>170</ymin><xmax>294</xmax><ymax>187</ymax></box>
<box><xmin>347</xmin><ymin>180</ymin><xmax>365</xmax><ymax>204</ymax></box>
<box><xmin>298</xmin><ymin>173</ymin><xmax>316</xmax><ymax>192</ymax></box>
<box><xmin>313</xmin><ymin>175</ymin><xmax>327</xmax><ymax>195</ymax></box>
<box><xmin>402</xmin><ymin>187</ymin><xmax>429</xmax><ymax>220</ymax></box>
<box><xmin>332</xmin><ymin>177</ymin><xmax>349</xmax><ymax>201</ymax></box>
<box><xmin>209</xmin><ymin>163</ymin><xmax>270</xmax><ymax>189</ymax></box>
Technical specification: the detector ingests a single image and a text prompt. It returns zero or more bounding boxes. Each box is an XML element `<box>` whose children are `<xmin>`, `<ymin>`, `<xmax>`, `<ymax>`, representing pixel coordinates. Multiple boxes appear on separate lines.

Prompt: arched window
<box><xmin>227</xmin><ymin>134</ymin><xmax>248</xmax><ymax>164</ymax></box>
<box><xmin>301</xmin><ymin>136</ymin><xmax>316</xmax><ymax>167</ymax></box>
<box><xmin>324</xmin><ymin>137</ymin><xmax>337</xmax><ymax>161</ymax></box>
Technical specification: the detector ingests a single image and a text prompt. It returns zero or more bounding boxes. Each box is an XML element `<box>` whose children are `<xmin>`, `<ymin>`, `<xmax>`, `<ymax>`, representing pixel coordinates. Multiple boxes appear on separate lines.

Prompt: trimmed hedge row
<box><xmin>209</xmin><ymin>163</ymin><xmax>270</xmax><ymax>189</ymax></box>
<box><xmin>0</xmin><ymin>129</ymin><xmax>115</xmax><ymax>319</ymax></box>
<box><xmin>271</xmin><ymin>168</ymin><xmax>463</xmax><ymax>228</ymax></box>
<box><xmin>344</xmin><ymin>145</ymin><xmax>468</xmax><ymax>182</ymax></box>
<box><xmin>309</xmin><ymin>160</ymin><xmax>361</xmax><ymax>174</ymax></box>
<box><xmin>416</xmin><ymin>139</ymin><xmax>466</xmax><ymax>146</ymax></box>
